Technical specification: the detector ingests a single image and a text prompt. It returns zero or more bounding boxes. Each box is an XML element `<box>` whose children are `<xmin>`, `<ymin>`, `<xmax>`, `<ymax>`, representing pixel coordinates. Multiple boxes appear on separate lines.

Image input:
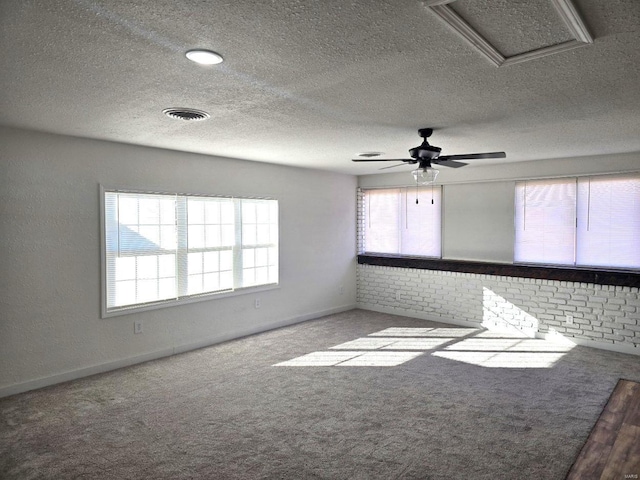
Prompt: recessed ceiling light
<box><xmin>185</xmin><ymin>49</ymin><xmax>224</xmax><ymax>65</ymax></box>
<box><xmin>358</xmin><ymin>152</ymin><xmax>384</xmax><ymax>157</ymax></box>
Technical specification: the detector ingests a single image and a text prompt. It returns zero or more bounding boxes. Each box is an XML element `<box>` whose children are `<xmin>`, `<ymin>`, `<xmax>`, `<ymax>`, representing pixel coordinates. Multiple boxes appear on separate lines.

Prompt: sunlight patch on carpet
<box><xmin>432</xmin><ymin>351</ymin><xmax>568</xmax><ymax>368</ymax></box>
<box><xmin>273</xmin><ymin>326</ymin><xmax>574</xmax><ymax>368</ymax></box>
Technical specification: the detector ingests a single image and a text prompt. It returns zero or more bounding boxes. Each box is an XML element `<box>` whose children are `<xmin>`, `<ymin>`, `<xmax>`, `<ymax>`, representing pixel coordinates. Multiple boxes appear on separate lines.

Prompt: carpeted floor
<box><xmin>2</xmin><ymin>309</ymin><xmax>640</xmax><ymax>479</ymax></box>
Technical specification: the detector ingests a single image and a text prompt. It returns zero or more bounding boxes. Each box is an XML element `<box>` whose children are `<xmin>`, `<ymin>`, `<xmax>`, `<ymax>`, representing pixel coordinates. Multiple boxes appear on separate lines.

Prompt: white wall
<box><xmin>0</xmin><ymin>126</ymin><xmax>357</xmax><ymax>396</ymax></box>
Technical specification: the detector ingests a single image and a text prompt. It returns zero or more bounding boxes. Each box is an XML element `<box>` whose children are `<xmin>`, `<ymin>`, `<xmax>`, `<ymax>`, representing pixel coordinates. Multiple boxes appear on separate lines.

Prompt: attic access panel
<box><xmin>424</xmin><ymin>0</ymin><xmax>593</xmax><ymax>66</ymax></box>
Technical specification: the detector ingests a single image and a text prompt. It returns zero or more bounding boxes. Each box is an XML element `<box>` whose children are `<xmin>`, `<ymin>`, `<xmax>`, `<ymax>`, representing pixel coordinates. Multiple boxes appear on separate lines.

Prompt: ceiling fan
<box><xmin>352</xmin><ymin>128</ymin><xmax>506</xmax><ymax>184</ymax></box>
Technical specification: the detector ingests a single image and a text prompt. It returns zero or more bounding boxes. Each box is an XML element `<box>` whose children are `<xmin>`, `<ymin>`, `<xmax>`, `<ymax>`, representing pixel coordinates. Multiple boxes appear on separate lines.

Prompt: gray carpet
<box><xmin>2</xmin><ymin>309</ymin><xmax>640</xmax><ymax>479</ymax></box>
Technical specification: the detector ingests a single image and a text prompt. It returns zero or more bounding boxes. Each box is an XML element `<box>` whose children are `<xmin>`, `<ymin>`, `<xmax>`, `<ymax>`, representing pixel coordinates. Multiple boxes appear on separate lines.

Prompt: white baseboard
<box><xmin>357</xmin><ymin>303</ymin><xmax>640</xmax><ymax>357</ymax></box>
<box><xmin>0</xmin><ymin>303</ymin><xmax>357</xmax><ymax>399</ymax></box>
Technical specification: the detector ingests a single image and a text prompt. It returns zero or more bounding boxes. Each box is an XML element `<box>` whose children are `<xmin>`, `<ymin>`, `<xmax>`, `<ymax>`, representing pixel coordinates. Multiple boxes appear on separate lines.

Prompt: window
<box><xmin>362</xmin><ymin>187</ymin><xmax>441</xmax><ymax>257</ymax></box>
<box><xmin>514</xmin><ymin>178</ymin><xmax>577</xmax><ymax>265</ymax></box>
<box><xmin>102</xmin><ymin>189</ymin><xmax>278</xmax><ymax>316</ymax></box>
<box><xmin>515</xmin><ymin>174</ymin><xmax>640</xmax><ymax>269</ymax></box>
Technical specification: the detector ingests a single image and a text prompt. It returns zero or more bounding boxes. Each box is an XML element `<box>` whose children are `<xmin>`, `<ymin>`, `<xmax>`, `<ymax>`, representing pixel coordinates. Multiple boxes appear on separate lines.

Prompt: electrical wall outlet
<box><xmin>395</xmin><ymin>291</ymin><xmax>402</xmax><ymax>301</ymax></box>
<box><xmin>134</xmin><ymin>320</ymin><xmax>143</xmax><ymax>334</ymax></box>
<box><xmin>339</xmin><ymin>284</ymin><xmax>344</xmax><ymax>295</ymax></box>
<box><xmin>255</xmin><ymin>298</ymin><xmax>261</xmax><ymax>309</ymax></box>
<box><xmin>566</xmin><ymin>315</ymin><xmax>574</xmax><ymax>325</ymax></box>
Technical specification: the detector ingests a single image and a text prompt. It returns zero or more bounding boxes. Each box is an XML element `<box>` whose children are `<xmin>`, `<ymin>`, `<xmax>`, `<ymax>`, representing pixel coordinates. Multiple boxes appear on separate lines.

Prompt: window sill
<box><xmin>357</xmin><ymin>254</ymin><xmax>640</xmax><ymax>288</ymax></box>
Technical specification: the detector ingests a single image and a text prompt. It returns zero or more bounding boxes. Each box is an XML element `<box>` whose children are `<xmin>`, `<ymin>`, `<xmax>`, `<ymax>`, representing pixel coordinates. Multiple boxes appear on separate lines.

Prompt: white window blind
<box><xmin>576</xmin><ymin>175</ymin><xmax>640</xmax><ymax>268</ymax></box>
<box><xmin>515</xmin><ymin>179</ymin><xmax>576</xmax><ymax>265</ymax></box>
<box><xmin>103</xmin><ymin>190</ymin><xmax>278</xmax><ymax>315</ymax></box>
<box><xmin>515</xmin><ymin>174</ymin><xmax>640</xmax><ymax>269</ymax></box>
<box><xmin>363</xmin><ymin>187</ymin><xmax>441</xmax><ymax>257</ymax></box>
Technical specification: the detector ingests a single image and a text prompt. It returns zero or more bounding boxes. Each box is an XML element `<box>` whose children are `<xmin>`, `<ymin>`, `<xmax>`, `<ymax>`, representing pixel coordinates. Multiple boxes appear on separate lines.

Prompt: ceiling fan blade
<box><xmin>432</xmin><ymin>159</ymin><xmax>467</xmax><ymax>168</ymax></box>
<box><xmin>352</xmin><ymin>158</ymin><xmax>413</xmax><ymax>162</ymax></box>
<box><xmin>379</xmin><ymin>163</ymin><xmax>408</xmax><ymax>170</ymax></box>
<box><xmin>438</xmin><ymin>152</ymin><xmax>506</xmax><ymax>161</ymax></box>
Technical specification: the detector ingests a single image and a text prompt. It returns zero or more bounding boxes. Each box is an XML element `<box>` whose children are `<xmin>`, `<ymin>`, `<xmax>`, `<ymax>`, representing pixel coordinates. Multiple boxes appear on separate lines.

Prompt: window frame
<box><xmin>100</xmin><ymin>186</ymin><xmax>279</xmax><ymax>318</ymax></box>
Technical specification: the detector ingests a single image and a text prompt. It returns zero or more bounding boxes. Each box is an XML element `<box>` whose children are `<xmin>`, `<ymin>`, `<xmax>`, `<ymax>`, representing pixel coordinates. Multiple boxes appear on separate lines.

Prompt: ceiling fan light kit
<box><xmin>413</xmin><ymin>167</ymin><xmax>439</xmax><ymax>185</ymax></box>
<box><xmin>352</xmin><ymin>128</ymin><xmax>506</xmax><ymax>184</ymax></box>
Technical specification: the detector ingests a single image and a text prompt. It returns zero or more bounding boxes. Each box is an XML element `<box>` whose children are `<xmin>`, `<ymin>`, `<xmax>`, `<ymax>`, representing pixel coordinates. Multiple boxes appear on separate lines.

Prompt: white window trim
<box><xmin>99</xmin><ymin>185</ymin><xmax>279</xmax><ymax>318</ymax></box>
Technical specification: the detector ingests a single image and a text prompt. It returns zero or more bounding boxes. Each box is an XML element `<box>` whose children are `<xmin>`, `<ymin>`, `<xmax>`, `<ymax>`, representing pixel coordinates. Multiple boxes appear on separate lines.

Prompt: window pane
<box><xmin>115</xmin><ymin>280</ymin><xmax>136</xmax><ymax>306</ymax></box>
<box><xmin>158</xmin><ymin>254</ymin><xmax>175</xmax><ymax>278</ymax></box>
<box><xmin>256</xmin><ymin>203</ymin><xmax>269</xmax><ymax>221</ymax></box>
<box><xmin>204</xmin><ymin>201</ymin><xmax>220</xmax><ymax>224</ymax></box>
<box><xmin>158</xmin><ymin>278</ymin><xmax>176</xmax><ymax>299</ymax></box>
<box><xmin>138</xmin><ymin>226</ymin><xmax>160</xmax><ymax>246</ymax></box>
<box><xmin>243</xmin><ymin>225</ymin><xmax>257</xmax><ymax>245</ymax></box>
<box><xmin>205</xmin><ymin>225</ymin><xmax>221</xmax><ymax>248</ymax></box>
<box><xmin>221</xmin><ymin>225</ymin><xmax>234</xmax><ymax>246</ymax></box>
<box><xmin>220</xmin><ymin>271</ymin><xmax>233</xmax><ymax>289</ymax></box>
<box><xmin>115</xmin><ymin>256</ymin><xmax>136</xmax><ymax>281</ymax></box>
<box><xmin>221</xmin><ymin>202</ymin><xmax>234</xmax><ymax>223</ymax></box>
<box><xmin>515</xmin><ymin>179</ymin><xmax>576</xmax><ymax>265</ymax></box>
<box><xmin>188</xmin><ymin>274</ymin><xmax>203</xmax><ymax>295</ymax></box>
<box><xmin>243</xmin><ymin>268</ymin><xmax>256</xmax><ymax>286</ymax></box>
<box><xmin>242</xmin><ymin>202</ymin><xmax>256</xmax><ymax>223</ymax></box>
<box><xmin>256</xmin><ymin>247</ymin><xmax>268</xmax><ymax>266</ymax></box>
<box><xmin>160</xmin><ymin>225</ymin><xmax>177</xmax><ymax>250</ymax></box>
<box><xmin>105</xmin><ymin>192</ymin><xmax>180</xmax><ymax>310</ymax></box>
<box><xmin>220</xmin><ymin>250</ymin><xmax>233</xmax><ymax>271</ymax></box>
<box><xmin>402</xmin><ymin>187</ymin><xmax>441</xmax><ymax>257</ymax></box>
<box><xmin>364</xmin><ymin>189</ymin><xmax>401</xmax><ymax>254</ymax></box>
<box><xmin>159</xmin><ymin>198</ymin><xmax>175</xmax><ymax>225</ymax></box>
<box><xmin>118</xmin><ymin>196</ymin><xmax>138</xmax><ymax>224</ymax></box>
<box><xmin>139</xmin><ymin>198</ymin><xmax>159</xmax><ymax>224</ymax></box>
<box><xmin>188</xmin><ymin>252</ymin><xmax>203</xmax><ymax>274</ymax></box>
<box><xmin>137</xmin><ymin>256</ymin><xmax>157</xmax><ymax>279</ymax></box>
<box><xmin>268</xmin><ymin>266</ymin><xmax>278</xmax><ymax>284</ymax></box>
<box><xmin>243</xmin><ymin>249</ymin><xmax>255</xmax><ymax>268</ymax></box>
<box><xmin>203</xmin><ymin>251</ymin><xmax>219</xmax><ymax>272</ymax></box>
<box><xmin>187</xmin><ymin>199</ymin><xmax>205</xmax><ymax>224</ymax></box>
<box><xmin>137</xmin><ymin>279</ymin><xmax>158</xmax><ymax>303</ymax></box>
<box><xmin>188</xmin><ymin>225</ymin><xmax>205</xmax><ymax>249</ymax></box>
<box><xmin>257</xmin><ymin>225</ymin><xmax>270</xmax><ymax>244</ymax></box>
<box><xmin>203</xmin><ymin>273</ymin><xmax>220</xmax><ymax>292</ymax></box>
<box><xmin>255</xmin><ymin>267</ymin><xmax>268</xmax><ymax>284</ymax></box>
<box><xmin>577</xmin><ymin>175</ymin><xmax>640</xmax><ymax>268</ymax></box>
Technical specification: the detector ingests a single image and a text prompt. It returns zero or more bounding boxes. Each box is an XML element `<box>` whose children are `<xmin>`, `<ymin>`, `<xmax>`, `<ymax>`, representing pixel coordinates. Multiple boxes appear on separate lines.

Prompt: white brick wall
<box><xmin>357</xmin><ymin>264</ymin><xmax>640</xmax><ymax>353</ymax></box>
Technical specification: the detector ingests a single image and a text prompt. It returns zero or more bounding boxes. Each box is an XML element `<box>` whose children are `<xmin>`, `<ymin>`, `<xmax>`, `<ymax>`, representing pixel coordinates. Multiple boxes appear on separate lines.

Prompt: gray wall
<box><xmin>0</xmin><ymin>126</ymin><xmax>357</xmax><ymax>396</ymax></box>
<box><xmin>442</xmin><ymin>181</ymin><xmax>514</xmax><ymax>263</ymax></box>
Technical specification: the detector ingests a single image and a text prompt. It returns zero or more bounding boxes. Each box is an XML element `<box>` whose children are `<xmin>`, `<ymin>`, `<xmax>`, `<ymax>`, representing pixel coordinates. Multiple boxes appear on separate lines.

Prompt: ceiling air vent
<box><xmin>163</xmin><ymin>108</ymin><xmax>210</xmax><ymax>121</ymax></box>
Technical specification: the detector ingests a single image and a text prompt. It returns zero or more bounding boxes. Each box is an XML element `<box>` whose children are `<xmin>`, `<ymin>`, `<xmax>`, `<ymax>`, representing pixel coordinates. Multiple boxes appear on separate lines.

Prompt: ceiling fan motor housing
<box><xmin>409</xmin><ymin>143</ymin><xmax>441</xmax><ymax>160</ymax></box>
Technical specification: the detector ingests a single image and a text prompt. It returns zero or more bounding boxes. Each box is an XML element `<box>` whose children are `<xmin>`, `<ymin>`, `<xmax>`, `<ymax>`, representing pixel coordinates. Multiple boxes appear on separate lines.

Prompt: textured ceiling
<box><xmin>0</xmin><ymin>0</ymin><xmax>639</xmax><ymax>175</ymax></box>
